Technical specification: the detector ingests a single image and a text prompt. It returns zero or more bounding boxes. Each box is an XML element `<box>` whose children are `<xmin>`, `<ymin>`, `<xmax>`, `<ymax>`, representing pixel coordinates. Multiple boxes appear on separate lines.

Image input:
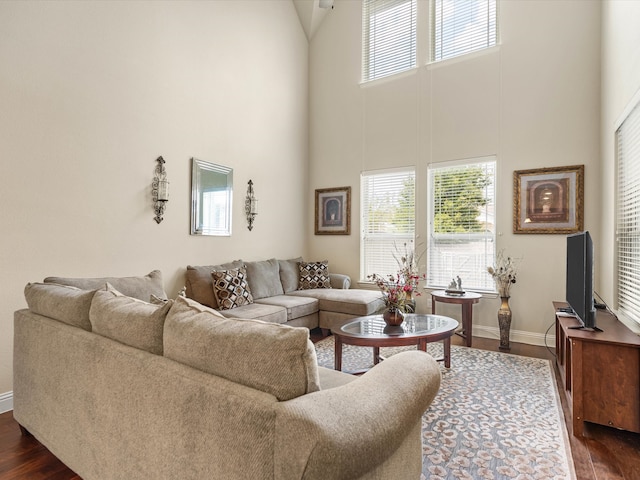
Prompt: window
<box><xmin>427</xmin><ymin>157</ymin><xmax>496</xmax><ymax>291</ymax></box>
<box><xmin>362</xmin><ymin>0</ymin><xmax>416</xmax><ymax>82</ymax></box>
<box><xmin>616</xmin><ymin>101</ymin><xmax>640</xmax><ymax>327</ymax></box>
<box><xmin>432</xmin><ymin>0</ymin><xmax>497</xmax><ymax>63</ymax></box>
<box><xmin>201</xmin><ymin>190</ymin><xmax>231</xmax><ymax>235</ymax></box>
<box><xmin>361</xmin><ymin>168</ymin><xmax>416</xmax><ymax>281</ymax></box>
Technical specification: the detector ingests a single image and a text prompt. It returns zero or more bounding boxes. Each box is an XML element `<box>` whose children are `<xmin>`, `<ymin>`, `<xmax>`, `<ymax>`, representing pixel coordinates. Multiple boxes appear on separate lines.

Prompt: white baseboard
<box><xmin>473</xmin><ymin>325</ymin><xmax>556</xmax><ymax>350</ymax></box>
<box><xmin>0</xmin><ymin>391</ymin><xmax>13</xmax><ymax>414</ymax></box>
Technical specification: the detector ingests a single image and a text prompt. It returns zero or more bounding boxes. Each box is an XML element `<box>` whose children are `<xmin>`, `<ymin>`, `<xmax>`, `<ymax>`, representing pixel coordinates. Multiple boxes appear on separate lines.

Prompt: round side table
<box><xmin>430</xmin><ymin>290</ymin><xmax>482</xmax><ymax>347</ymax></box>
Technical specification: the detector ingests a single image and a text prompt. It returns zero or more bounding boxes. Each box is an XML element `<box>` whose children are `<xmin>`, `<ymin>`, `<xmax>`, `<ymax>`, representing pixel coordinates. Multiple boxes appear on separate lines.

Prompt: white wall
<box><xmin>600</xmin><ymin>0</ymin><xmax>640</xmax><ymax>333</ymax></box>
<box><xmin>309</xmin><ymin>0</ymin><xmax>601</xmax><ymax>344</ymax></box>
<box><xmin>0</xmin><ymin>1</ymin><xmax>309</xmax><ymax>396</ymax></box>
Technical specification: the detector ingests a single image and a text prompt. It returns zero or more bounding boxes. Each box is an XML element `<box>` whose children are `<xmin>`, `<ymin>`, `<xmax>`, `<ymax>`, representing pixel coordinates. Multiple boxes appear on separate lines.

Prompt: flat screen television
<box><xmin>566</xmin><ymin>231</ymin><xmax>600</xmax><ymax>331</ymax></box>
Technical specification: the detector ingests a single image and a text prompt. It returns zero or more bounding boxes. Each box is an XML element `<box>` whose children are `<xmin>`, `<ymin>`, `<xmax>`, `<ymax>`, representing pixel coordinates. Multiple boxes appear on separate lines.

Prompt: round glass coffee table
<box><xmin>331</xmin><ymin>314</ymin><xmax>459</xmax><ymax>372</ymax></box>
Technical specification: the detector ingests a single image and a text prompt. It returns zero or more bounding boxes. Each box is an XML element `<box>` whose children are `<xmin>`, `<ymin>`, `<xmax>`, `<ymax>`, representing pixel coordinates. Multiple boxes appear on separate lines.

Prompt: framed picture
<box><xmin>315</xmin><ymin>186</ymin><xmax>351</xmax><ymax>235</ymax></box>
<box><xmin>513</xmin><ymin>165</ymin><xmax>584</xmax><ymax>234</ymax></box>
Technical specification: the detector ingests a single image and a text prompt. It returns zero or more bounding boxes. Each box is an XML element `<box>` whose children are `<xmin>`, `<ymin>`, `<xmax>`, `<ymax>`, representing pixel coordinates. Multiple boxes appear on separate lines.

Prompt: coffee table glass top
<box><xmin>338</xmin><ymin>314</ymin><xmax>458</xmax><ymax>339</ymax></box>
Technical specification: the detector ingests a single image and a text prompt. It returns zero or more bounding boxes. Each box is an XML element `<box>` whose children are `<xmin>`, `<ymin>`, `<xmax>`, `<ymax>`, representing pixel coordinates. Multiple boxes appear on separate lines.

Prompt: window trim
<box><xmin>426</xmin><ymin>156</ymin><xmax>497</xmax><ymax>292</ymax></box>
<box><xmin>360</xmin><ymin>166</ymin><xmax>417</xmax><ymax>283</ymax></box>
<box><xmin>615</xmin><ymin>99</ymin><xmax>640</xmax><ymax>328</ymax></box>
<box><xmin>430</xmin><ymin>0</ymin><xmax>499</xmax><ymax>64</ymax></box>
<box><xmin>362</xmin><ymin>0</ymin><xmax>417</xmax><ymax>83</ymax></box>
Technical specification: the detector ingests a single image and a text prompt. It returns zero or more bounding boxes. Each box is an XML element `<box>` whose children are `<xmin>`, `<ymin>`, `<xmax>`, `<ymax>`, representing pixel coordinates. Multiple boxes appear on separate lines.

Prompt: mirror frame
<box><xmin>190</xmin><ymin>158</ymin><xmax>233</xmax><ymax>236</ymax></box>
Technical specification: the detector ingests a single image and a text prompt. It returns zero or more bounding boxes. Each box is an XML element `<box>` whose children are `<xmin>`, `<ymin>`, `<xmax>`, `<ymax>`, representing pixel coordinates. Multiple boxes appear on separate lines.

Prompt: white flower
<box><xmin>487</xmin><ymin>250</ymin><xmax>520</xmax><ymax>297</ymax></box>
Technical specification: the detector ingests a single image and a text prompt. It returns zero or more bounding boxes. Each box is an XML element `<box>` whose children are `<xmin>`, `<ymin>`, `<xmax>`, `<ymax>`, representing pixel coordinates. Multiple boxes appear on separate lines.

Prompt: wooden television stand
<box><xmin>554</xmin><ymin>301</ymin><xmax>640</xmax><ymax>437</ymax></box>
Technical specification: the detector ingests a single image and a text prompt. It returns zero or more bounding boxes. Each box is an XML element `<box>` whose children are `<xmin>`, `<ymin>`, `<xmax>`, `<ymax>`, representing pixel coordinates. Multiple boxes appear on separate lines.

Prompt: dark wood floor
<box><xmin>1</xmin><ymin>332</ymin><xmax>639</xmax><ymax>479</ymax></box>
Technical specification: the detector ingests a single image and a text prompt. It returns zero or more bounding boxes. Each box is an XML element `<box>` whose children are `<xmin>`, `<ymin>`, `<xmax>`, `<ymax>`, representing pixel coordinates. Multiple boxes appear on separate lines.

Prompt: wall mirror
<box><xmin>191</xmin><ymin>158</ymin><xmax>233</xmax><ymax>236</ymax></box>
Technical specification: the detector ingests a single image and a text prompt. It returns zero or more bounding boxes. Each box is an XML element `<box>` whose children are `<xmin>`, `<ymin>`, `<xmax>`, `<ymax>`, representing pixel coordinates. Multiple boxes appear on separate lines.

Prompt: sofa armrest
<box><xmin>274</xmin><ymin>350</ymin><xmax>441</xmax><ymax>480</ymax></box>
<box><xmin>329</xmin><ymin>273</ymin><xmax>351</xmax><ymax>289</ymax></box>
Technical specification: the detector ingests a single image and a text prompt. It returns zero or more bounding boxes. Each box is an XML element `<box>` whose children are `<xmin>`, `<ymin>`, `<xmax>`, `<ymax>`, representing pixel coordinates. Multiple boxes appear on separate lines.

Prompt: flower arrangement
<box><xmin>368</xmin><ymin>273</ymin><xmax>412</xmax><ymax>313</ymax></box>
<box><xmin>487</xmin><ymin>250</ymin><xmax>520</xmax><ymax>297</ymax></box>
<box><xmin>392</xmin><ymin>241</ymin><xmax>426</xmax><ymax>296</ymax></box>
<box><xmin>368</xmin><ymin>242</ymin><xmax>426</xmax><ymax>313</ymax></box>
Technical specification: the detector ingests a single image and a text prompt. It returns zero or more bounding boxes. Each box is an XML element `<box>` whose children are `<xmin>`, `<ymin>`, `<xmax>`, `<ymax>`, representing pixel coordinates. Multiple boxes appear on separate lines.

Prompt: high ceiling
<box><xmin>292</xmin><ymin>0</ymin><xmax>333</xmax><ymax>40</ymax></box>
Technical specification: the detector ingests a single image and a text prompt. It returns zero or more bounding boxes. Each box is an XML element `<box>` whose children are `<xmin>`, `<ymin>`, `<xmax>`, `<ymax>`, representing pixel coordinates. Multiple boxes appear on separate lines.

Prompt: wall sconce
<box><xmin>152</xmin><ymin>156</ymin><xmax>169</xmax><ymax>224</ymax></box>
<box><xmin>245</xmin><ymin>179</ymin><xmax>258</xmax><ymax>231</ymax></box>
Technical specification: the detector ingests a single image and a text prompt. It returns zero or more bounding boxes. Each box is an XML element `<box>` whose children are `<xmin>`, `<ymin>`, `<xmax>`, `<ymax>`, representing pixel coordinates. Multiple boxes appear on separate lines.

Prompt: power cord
<box><xmin>594</xmin><ymin>291</ymin><xmax>619</xmax><ymax>320</ymax></box>
<box><xmin>543</xmin><ymin>320</ymin><xmax>556</xmax><ymax>359</ymax></box>
<box><xmin>547</xmin><ymin>294</ymin><xmax>615</xmax><ymax>359</ymax></box>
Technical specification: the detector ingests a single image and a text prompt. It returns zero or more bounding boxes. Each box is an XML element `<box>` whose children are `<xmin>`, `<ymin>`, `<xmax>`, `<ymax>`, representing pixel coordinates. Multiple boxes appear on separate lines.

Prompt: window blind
<box><xmin>202</xmin><ymin>190</ymin><xmax>231</xmax><ymax>235</ymax></box>
<box><xmin>432</xmin><ymin>0</ymin><xmax>497</xmax><ymax>62</ymax></box>
<box><xmin>427</xmin><ymin>158</ymin><xmax>496</xmax><ymax>291</ymax></box>
<box><xmin>616</xmin><ymin>101</ymin><xmax>640</xmax><ymax>326</ymax></box>
<box><xmin>362</xmin><ymin>0</ymin><xmax>416</xmax><ymax>82</ymax></box>
<box><xmin>360</xmin><ymin>168</ymin><xmax>416</xmax><ymax>281</ymax></box>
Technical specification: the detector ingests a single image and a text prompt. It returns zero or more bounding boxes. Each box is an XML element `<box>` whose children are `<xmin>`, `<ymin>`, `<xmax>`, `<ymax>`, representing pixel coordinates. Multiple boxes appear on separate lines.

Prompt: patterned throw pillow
<box><xmin>211</xmin><ymin>267</ymin><xmax>254</xmax><ymax>310</ymax></box>
<box><xmin>298</xmin><ymin>261</ymin><xmax>332</xmax><ymax>290</ymax></box>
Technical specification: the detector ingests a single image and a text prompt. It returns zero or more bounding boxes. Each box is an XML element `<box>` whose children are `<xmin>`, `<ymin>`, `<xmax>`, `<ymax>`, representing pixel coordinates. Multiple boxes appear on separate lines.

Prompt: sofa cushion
<box><xmin>178</xmin><ymin>295</ymin><xmax>227</xmax><ymax>318</ymax></box>
<box><xmin>24</xmin><ymin>282</ymin><xmax>95</xmax><ymax>331</ymax></box>
<box><xmin>44</xmin><ymin>270</ymin><xmax>166</xmax><ymax>302</ymax></box>
<box><xmin>279</xmin><ymin>257</ymin><xmax>303</xmax><ymax>293</ymax></box>
<box><xmin>163</xmin><ymin>296</ymin><xmax>320</xmax><ymax>401</ymax></box>
<box><xmin>298</xmin><ymin>261</ymin><xmax>331</xmax><ymax>290</ymax></box>
<box><xmin>89</xmin><ymin>285</ymin><xmax>173</xmax><ymax>355</ymax></box>
<box><xmin>244</xmin><ymin>258</ymin><xmax>284</xmax><ymax>300</ymax></box>
<box><xmin>185</xmin><ymin>261</ymin><xmax>243</xmax><ymax>309</ymax></box>
<box><xmin>254</xmin><ymin>295</ymin><xmax>318</xmax><ymax>321</ymax></box>
<box><xmin>212</xmin><ymin>267</ymin><xmax>254</xmax><ymax>310</ymax></box>
<box><xmin>221</xmin><ymin>303</ymin><xmax>287</xmax><ymax>324</ymax></box>
<box><xmin>287</xmin><ymin>288</ymin><xmax>385</xmax><ymax>316</ymax></box>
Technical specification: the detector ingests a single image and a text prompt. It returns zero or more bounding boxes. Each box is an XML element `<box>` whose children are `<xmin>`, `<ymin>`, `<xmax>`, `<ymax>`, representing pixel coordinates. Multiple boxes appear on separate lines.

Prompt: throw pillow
<box><xmin>89</xmin><ymin>284</ymin><xmax>173</xmax><ymax>355</ymax></box>
<box><xmin>298</xmin><ymin>261</ymin><xmax>332</xmax><ymax>290</ymax></box>
<box><xmin>211</xmin><ymin>267</ymin><xmax>254</xmax><ymax>310</ymax></box>
<box><xmin>185</xmin><ymin>260</ymin><xmax>243</xmax><ymax>309</ymax></box>
<box><xmin>44</xmin><ymin>270</ymin><xmax>167</xmax><ymax>302</ymax></box>
<box><xmin>279</xmin><ymin>257</ymin><xmax>303</xmax><ymax>293</ymax></box>
<box><xmin>24</xmin><ymin>282</ymin><xmax>95</xmax><ymax>331</ymax></box>
<box><xmin>163</xmin><ymin>296</ymin><xmax>320</xmax><ymax>401</ymax></box>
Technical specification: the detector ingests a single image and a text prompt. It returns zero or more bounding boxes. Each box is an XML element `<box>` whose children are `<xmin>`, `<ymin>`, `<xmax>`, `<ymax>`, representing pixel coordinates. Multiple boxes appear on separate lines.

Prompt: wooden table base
<box><xmin>430</xmin><ymin>291</ymin><xmax>482</xmax><ymax>348</ymax></box>
<box><xmin>334</xmin><ymin>335</ymin><xmax>452</xmax><ymax>371</ymax></box>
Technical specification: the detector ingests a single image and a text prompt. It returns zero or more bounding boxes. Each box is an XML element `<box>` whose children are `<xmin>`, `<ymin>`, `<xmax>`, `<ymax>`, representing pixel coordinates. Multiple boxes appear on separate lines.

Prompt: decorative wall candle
<box><xmin>245</xmin><ymin>179</ymin><xmax>258</xmax><ymax>230</ymax></box>
<box><xmin>152</xmin><ymin>156</ymin><xmax>169</xmax><ymax>224</ymax></box>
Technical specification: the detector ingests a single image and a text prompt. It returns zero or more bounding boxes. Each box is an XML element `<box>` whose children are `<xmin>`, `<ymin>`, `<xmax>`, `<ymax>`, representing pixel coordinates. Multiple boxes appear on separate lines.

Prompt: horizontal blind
<box><xmin>616</xmin><ymin>101</ymin><xmax>640</xmax><ymax>326</ymax></box>
<box><xmin>432</xmin><ymin>0</ymin><xmax>497</xmax><ymax>62</ymax></box>
<box><xmin>201</xmin><ymin>191</ymin><xmax>231</xmax><ymax>235</ymax></box>
<box><xmin>427</xmin><ymin>158</ymin><xmax>496</xmax><ymax>291</ymax></box>
<box><xmin>363</xmin><ymin>0</ymin><xmax>416</xmax><ymax>82</ymax></box>
<box><xmin>361</xmin><ymin>168</ymin><xmax>416</xmax><ymax>281</ymax></box>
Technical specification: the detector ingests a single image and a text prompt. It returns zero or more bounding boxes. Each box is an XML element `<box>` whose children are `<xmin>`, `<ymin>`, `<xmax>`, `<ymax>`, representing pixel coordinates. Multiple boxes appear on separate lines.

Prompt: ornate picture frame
<box><xmin>315</xmin><ymin>186</ymin><xmax>351</xmax><ymax>235</ymax></box>
<box><xmin>513</xmin><ymin>165</ymin><xmax>584</xmax><ymax>234</ymax></box>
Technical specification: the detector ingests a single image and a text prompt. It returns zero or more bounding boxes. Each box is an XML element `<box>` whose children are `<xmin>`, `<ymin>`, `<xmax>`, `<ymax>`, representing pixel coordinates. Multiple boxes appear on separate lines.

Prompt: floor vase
<box><xmin>498</xmin><ymin>296</ymin><xmax>511</xmax><ymax>351</ymax></box>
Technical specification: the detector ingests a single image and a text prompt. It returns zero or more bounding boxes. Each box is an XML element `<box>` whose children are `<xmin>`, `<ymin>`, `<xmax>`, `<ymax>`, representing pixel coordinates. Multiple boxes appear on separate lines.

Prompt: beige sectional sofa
<box><xmin>13</xmin><ymin>272</ymin><xmax>442</xmax><ymax>480</ymax></box>
<box><xmin>185</xmin><ymin>257</ymin><xmax>386</xmax><ymax>333</ymax></box>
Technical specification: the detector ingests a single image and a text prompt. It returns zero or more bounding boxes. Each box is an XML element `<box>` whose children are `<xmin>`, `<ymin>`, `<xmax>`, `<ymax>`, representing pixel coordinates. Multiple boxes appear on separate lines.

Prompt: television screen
<box><xmin>566</xmin><ymin>231</ymin><xmax>598</xmax><ymax>330</ymax></box>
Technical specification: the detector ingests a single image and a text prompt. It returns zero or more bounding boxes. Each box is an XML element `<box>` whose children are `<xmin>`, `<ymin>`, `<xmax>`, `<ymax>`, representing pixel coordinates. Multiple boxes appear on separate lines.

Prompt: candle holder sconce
<box><xmin>245</xmin><ymin>179</ymin><xmax>258</xmax><ymax>231</ymax></box>
<box><xmin>152</xmin><ymin>156</ymin><xmax>169</xmax><ymax>224</ymax></box>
